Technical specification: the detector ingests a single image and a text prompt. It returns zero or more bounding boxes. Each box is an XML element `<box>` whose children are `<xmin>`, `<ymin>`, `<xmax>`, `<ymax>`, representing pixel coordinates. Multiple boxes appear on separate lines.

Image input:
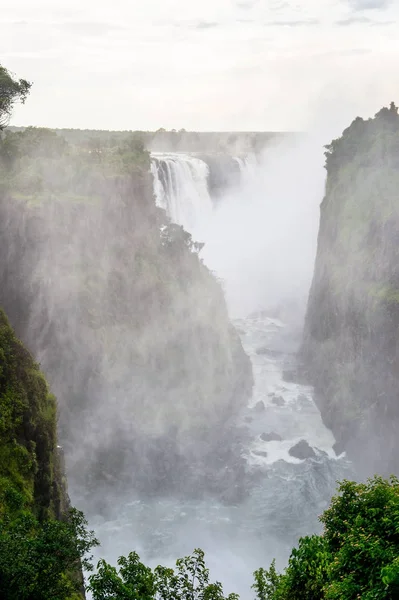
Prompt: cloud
<box><xmin>55</xmin><ymin>21</ymin><xmax>125</xmax><ymax>37</ymax></box>
<box><xmin>336</xmin><ymin>15</ymin><xmax>394</xmax><ymax>24</ymax></box>
<box><xmin>234</xmin><ymin>0</ymin><xmax>260</xmax><ymax>10</ymax></box>
<box><xmin>195</xmin><ymin>21</ymin><xmax>219</xmax><ymax>30</ymax></box>
<box><xmin>346</xmin><ymin>0</ymin><xmax>392</xmax><ymax>10</ymax></box>
<box><xmin>336</xmin><ymin>16</ymin><xmax>373</xmax><ymax>24</ymax></box>
<box><xmin>265</xmin><ymin>19</ymin><xmax>320</xmax><ymax>27</ymax></box>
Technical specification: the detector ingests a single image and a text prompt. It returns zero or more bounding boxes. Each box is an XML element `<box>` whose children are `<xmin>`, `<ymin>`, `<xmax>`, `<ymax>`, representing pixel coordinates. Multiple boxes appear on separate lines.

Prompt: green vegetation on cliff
<box><xmin>0</xmin><ymin>309</ymin><xmax>99</xmax><ymax>599</ymax></box>
<box><xmin>302</xmin><ymin>102</ymin><xmax>399</xmax><ymax>475</ymax></box>
<box><xmin>0</xmin><ymin>308</ymin><xmax>59</xmax><ymax>519</ymax></box>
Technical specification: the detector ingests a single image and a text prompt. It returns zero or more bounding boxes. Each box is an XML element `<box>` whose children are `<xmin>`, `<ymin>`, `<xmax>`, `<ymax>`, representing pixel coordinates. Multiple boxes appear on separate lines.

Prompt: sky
<box><xmin>1</xmin><ymin>0</ymin><xmax>399</xmax><ymax>131</ymax></box>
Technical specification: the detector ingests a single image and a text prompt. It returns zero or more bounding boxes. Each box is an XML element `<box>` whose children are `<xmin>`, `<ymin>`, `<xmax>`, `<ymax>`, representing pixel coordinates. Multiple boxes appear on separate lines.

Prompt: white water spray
<box><xmin>151</xmin><ymin>153</ymin><xmax>213</xmax><ymax>235</ymax></box>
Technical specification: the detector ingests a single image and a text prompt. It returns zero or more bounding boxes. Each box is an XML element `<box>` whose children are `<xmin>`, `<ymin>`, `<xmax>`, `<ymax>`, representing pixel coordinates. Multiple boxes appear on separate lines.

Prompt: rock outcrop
<box><xmin>289</xmin><ymin>440</ymin><xmax>316</xmax><ymax>460</ymax></box>
<box><xmin>301</xmin><ymin>103</ymin><xmax>399</xmax><ymax>476</ymax></box>
<box><xmin>0</xmin><ymin>129</ymin><xmax>253</xmax><ymax>503</ymax></box>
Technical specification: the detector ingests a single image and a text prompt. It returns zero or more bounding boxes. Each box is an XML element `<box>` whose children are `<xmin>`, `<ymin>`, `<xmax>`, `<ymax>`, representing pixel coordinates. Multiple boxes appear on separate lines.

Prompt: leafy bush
<box><xmin>0</xmin><ymin>508</ymin><xmax>98</xmax><ymax>600</ymax></box>
<box><xmin>88</xmin><ymin>548</ymin><xmax>238</xmax><ymax>600</ymax></box>
<box><xmin>259</xmin><ymin>476</ymin><xmax>399</xmax><ymax>600</ymax></box>
<box><xmin>85</xmin><ymin>476</ymin><xmax>399</xmax><ymax>600</ymax></box>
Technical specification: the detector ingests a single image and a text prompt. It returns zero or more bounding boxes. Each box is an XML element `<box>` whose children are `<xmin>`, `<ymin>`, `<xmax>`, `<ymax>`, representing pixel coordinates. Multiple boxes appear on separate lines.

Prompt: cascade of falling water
<box><xmin>151</xmin><ymin>153</ymin><xmax>213</xmax><ymax>235</ymax></box>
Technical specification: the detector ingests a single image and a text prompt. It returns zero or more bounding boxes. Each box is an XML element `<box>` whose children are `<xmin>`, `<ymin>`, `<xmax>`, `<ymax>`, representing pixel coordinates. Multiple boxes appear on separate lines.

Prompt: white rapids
<box><xmin>90</xmin><ymin>312</ymin><xmax>352</xmax><ymax>599</ymax></box>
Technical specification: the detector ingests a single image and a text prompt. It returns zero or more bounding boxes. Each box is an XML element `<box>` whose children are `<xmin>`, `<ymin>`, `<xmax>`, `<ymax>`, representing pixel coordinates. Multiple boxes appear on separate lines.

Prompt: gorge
<box><xmin>2</xmin><ymin>103</ymin><xmax>399</xmax><ymax>598</ymax></box>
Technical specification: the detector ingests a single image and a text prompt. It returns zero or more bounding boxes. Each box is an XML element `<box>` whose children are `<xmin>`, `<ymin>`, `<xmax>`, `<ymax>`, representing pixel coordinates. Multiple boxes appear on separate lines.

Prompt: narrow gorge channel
<box><xmin>90</xmin><ymin>148</ymin><xmax>353</xmax><ymax>597</ymax></box>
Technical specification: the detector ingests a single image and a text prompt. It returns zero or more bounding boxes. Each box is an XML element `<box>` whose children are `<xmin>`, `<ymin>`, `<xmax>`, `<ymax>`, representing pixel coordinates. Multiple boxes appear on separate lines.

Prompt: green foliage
<box><xmin>89</xmin><ymin>548</ymin><xmax>238</xmax><ymax>600</ymax></box>
<box><xmin>0</xmin><ymin>508</ymin><xmax>98</xmax><ymax>600</ymax></box>
<box><xmin>259</xmin><ymin>476</ymin><xmax>399</xmax><ymax>600</ymax></box>
<box><xmin>0</xmin><ymin>125</ymin><xmax>151</xmax><ymax>198</ymax></box>
<box><xmin>324</xmin><ymin>102</ymin><xmax>399</xmax><ymax>177</ymax></box>
<box><xmin>0</xmin><ymin>64</ymin><xmax>31</xmax><ymax>129</ymax></box>
<box><xmin>252</xmin><ymin>560</ymin><xmax>284</xmax><ymax>600</ymax></box>
<box><xmin>0</xmin><ymin>309</ymin><xmax>61</xmax><ymax>519</ymax></box>
<box><xmin>0</xmin><ymin>477</ymin><xmax>396</xmax><ymax>600</ymax></box>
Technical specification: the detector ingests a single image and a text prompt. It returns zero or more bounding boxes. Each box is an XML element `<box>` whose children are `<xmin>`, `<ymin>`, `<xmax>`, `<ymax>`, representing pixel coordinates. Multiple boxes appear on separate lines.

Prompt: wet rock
<box><xmin>260</xmin><ymin>432</ymin><xmax>282</xmax><ymax>442</ymax></box>
<box><xmin>333</xmin><ymin>441</ymin><xmax>346</xmax><ymax>456</ymax></box>
<box><xmin>253</xmin><ymin>400</ymin><xmax>265</xmax><ymax>412</ymax></box>
<box><xmin>289</xmin><ymin>440</ymin><xmax>316</xmax><ymax>460</ymax></box>
<box><xmin>253</xmin><ymin>450</ymin><xmax>268</xmax><ymax>458</ymax></box>
<box><xmin>282</xmin><ymin>369</ymin><xmax>298</xmax><ymax>383</ymax></box>
<box><xmin>271</xmin><ymin>395</ymin><xmax>285</xmax><ymax>407</ymax></box>
<box><xmin>256</xmin><ymin>347</ymin><xmax>282</xmax><ymax>357</ymax></box>
<box><xmin>297</xmin><ymin>394</ymin><xmax>309</xmax><ymax>404</ymax></box>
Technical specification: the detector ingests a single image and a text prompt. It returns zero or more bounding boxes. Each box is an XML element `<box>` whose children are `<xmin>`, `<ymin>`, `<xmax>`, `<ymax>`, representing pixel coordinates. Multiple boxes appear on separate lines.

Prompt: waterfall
<box><xmin>151</xmin><ymin>153</ymin><xmax>213</xmax><ymax>235</ymax></box>
<box><xmin>233</xmin><ymin>154</ymin><xmax>258</xmax><ymax>185</ymax></box>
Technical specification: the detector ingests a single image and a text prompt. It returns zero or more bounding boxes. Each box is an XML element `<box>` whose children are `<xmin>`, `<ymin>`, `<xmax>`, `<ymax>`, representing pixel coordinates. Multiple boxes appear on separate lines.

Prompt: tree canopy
<box><xmin>0</xmin><ymin>64</ymin><xmax>31</xmax><ymax>130</ymax></box>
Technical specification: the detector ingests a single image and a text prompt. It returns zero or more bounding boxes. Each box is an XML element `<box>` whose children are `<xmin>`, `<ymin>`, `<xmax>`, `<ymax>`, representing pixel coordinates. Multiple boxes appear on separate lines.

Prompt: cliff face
<box><xmin>0</xmin><ymin>309</ymin><xmax>66</xmax><ymax>520</ymax></box>
<box><xmin>0</xmin><ymin>128</ymin><xmax>253</xmax><ymax>504</ymax></box>
<box><xmin>301</xmin><ymin>103</ymin><xmax>399</xmax><ymax>475</ymax></box>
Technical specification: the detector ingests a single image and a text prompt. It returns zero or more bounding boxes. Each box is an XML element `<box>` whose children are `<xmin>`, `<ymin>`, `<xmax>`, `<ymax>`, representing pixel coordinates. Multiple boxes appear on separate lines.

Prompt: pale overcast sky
<box><xmin>1</xmin><ymin>0</ymin><xmax>398</xmax><ymax>130</ymax></box>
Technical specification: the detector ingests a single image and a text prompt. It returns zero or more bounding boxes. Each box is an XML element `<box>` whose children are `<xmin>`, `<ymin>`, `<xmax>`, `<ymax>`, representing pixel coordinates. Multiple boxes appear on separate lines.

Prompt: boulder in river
<box><xmin>282</xmin><ymin>369</ymin><xmax>298</xmax><ymax>383</ymax></box>
<box><xmin>253</xmin><ymin>400</ymin><xmax>265</xmax><ymax>412</ymax></box>
<box><xmin>260</xmin><ymin>432</ymin><xmax>282</xmax><ymax>442</ymax></box>
<box><xmin>333</xmin><ymin>441</ymin><xmax>346</xmax><ymax>456</ymax></box>
<box><xmin>271</xmin><ymin>395</ymin><xmax>285</xmax><ymax>407</ymax></box>
<box><xmin>289</xmin><ymin>440</ymin><xmax>316</xmax><ymax>460</ymax></box>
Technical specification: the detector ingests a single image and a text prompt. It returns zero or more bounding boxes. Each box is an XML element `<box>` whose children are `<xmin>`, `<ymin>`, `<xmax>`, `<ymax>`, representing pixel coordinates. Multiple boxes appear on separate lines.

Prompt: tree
<box><xmin>0</xmin><ymin>508</ymin><xmax>98</xmax><ymax>600</ymax></box>
<box><xmin>0</xmin><ymin>64</ymin><xmax>31</xmax><ymax>129</ymax></box>
<box><xmin>89</xmin><ymin>548</ymin><xmax>239</xmax><ymax>600</ymax></box>
<box><xmin>259</xmin><ymin>476</ymin><xmax>399</xmax><ymax>600</ymax></box>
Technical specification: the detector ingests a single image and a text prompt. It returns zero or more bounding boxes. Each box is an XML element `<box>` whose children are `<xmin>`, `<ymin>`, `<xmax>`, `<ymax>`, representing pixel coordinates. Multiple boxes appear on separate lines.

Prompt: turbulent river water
<box><xmin>91</xmin><ymin>312</ymin><xmax>352</xmax><ymax>596</ymax></box>
<box><xmin>89</xmin><ymin>151</ymin><xmax>353</xmax><ymax>597</ymax></box>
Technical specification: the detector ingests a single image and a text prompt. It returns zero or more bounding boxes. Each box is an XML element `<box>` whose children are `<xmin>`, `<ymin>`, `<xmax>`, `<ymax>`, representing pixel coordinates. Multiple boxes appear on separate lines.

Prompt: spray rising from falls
<box><xmin>150</xmin><ymin>152</ymin><xmax>256</xmax><ymax>236</ymax></box>
<box><xmin>91</xmin><ymin>141</ymin><xmax>353</xmax><ymax>598</ymax></box>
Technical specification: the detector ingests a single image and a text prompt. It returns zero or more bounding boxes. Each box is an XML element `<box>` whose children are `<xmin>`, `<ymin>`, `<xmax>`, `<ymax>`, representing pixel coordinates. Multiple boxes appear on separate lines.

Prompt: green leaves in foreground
<box><xmin>88</xmin><ymin>548</ymin><xmax>239</xmax><ymax>600</ymax></box>
<box><xmin>0</xmin><ymin>508</ymin><xmax>98</xmax><ymax>600</ymax></box>
<box><xmin>1</xmin><ymin>476</ymin><xmax>398</xmax><ymax>599</ymax></box>
<box><xmin>256</xmin><ymin>476</ymin><xmax>399</xmax><ymax>600</ymax></box>
<box><xmin>88</xmin><ymin>476</ymin><xmax>399</xmax><ymax>600</ymax></box>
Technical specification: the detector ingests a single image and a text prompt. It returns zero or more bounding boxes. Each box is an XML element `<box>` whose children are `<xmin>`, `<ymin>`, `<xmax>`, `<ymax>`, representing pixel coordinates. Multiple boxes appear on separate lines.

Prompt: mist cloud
<box><xmin>347</xmin><ymin>0</ymin><xmax>392</xmax><ymax>9</ymax></box>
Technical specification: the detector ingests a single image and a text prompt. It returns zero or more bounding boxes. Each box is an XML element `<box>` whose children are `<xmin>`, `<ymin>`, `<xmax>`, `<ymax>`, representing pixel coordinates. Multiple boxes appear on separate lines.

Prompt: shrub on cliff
<box><xmin>0</xmin><ymin>507</ymin><xmax>98</xmax><ymax>600</ymax></box>
<box><xmin>257</xmin><ymin>476</ymin><xmax>399</xmax><ymax>599</ymax></box>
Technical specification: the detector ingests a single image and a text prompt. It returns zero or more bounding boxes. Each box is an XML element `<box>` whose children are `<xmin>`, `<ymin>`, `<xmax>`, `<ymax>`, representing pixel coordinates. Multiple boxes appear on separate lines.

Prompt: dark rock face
<box><xmin>289</xmin><ymin>440</ymin><xmax>316</xmax><ymax>460</ymax></box>
<box><xmin>253</xmin><ymin>401</ymin><xmax>266</xmax><ymax>412</ymax></box>
<box><xmin>333</xmin><ymin>441</ymin><xmax>346</xmax><ymax>457</ymax></box>
<box><xmin>260</xmin><ymin>432</ymin><xmax>282</xmax><ymax>442</ymax></box>
<box><xmin>0</xmin><ymin>167</ymin><xmax>253</xmax><ymax>503</ymax></box>
<box><xmin>282</xmin><ymin>369</ymin><xmax>298</xmax><ymax>383</ymax></box>
<box><xmin>271</xmin><ymin>395</ymin><xmax>285</xmax><ymax>407</ymax></box>
<box><xmin>253</xmin><ymin>450</ymin><xmax>268</xmax><ymax>458</ymax></box>
<box><xmin>200</xmin><ymin>155</ymin><xmax>241</xmax><ymax>201</ymax></box>
<box><xmin>301</xmin><ymin>104</ymin><xmax>399</xmax><ymax>476</ymax></box>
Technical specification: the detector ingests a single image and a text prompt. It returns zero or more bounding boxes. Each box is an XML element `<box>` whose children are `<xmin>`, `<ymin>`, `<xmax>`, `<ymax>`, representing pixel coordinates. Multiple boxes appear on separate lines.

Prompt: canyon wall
<box><xmin>301</xmin><ymin>103</ymin><xmax>399</xmax><ymax>476</ymax></box>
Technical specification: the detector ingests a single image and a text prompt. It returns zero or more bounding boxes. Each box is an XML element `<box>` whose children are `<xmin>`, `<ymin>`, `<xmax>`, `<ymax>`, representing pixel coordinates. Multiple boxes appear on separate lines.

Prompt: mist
<box><xmin>77</xmin><ymin>129</ymin><xmax>353</xmax><ymax>597</ymax></box>
<box><xmin>201</xmin><ymin>134</ymin><xmax>326</xmax><ymax>321</ymax></box>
